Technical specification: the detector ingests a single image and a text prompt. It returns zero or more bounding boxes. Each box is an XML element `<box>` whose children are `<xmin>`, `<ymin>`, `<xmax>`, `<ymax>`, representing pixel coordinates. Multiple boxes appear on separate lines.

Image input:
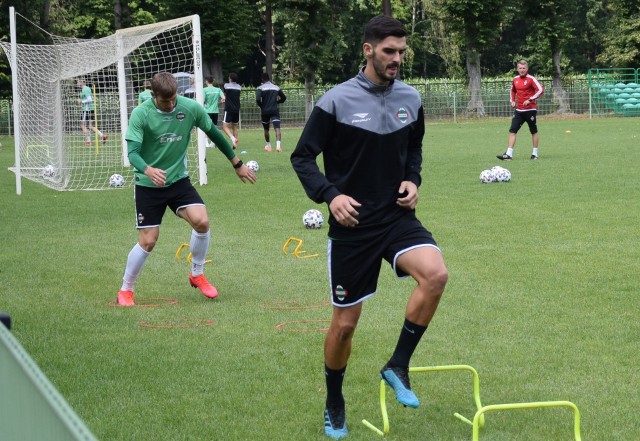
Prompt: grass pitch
<box><xmin>0</xmin><ymin>117</ymin><xmax>638</xmax><ymax>440</ymax></box>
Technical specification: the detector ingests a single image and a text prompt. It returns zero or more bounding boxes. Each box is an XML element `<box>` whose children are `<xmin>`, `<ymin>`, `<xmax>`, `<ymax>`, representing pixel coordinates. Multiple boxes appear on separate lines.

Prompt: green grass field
<box><xmin>1</xmin><ymin>117</ymin><xmax>639</xmax><ymax>440</ymax></box>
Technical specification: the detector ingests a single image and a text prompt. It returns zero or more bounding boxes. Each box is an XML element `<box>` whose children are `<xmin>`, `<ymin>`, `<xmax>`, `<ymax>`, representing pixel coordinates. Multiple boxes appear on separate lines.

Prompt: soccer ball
<box><xmin>479</xmin><ymin>169</ymin><xmax>495</xmax><ymax>183</ymax></box>
<box><xmin>302</xmin><ymin>209</ymin><xmax>324</xmax><ymax>229</ymax></box>
<box><xmin>109</xmin><ymin>173</ymin><xmax>125</xmax><ymax>188</ymax></box>
<box><xmin>246</xmin><ymin>160</ymin><xmax>259</xmax><ymax>172</ymax></box>
<box><xmin>42</xmin><ymin>164</ymin><xmax>56</xmax><ymax>178</ymax></box>
<box><xmin>494</xmin><ymin>167</ymin><xmax>512</xmax><ymax>182</ymax></box>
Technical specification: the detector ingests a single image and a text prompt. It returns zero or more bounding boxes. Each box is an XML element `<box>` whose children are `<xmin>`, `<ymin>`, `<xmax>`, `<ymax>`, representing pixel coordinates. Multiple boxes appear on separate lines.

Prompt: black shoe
<box><xmin>497</xmin><ymin>153</ymin><xmax>512</xmax><ymax>161</ymax></box>
<box><xmin>530</xmin><ymin>154</ymin><xmax>538</xmax><ymax>160</ymax></box>
<box><xmin>324</xmin><ymin>404</ymin><xmax>348</xmax><ymax>439</ymax></box>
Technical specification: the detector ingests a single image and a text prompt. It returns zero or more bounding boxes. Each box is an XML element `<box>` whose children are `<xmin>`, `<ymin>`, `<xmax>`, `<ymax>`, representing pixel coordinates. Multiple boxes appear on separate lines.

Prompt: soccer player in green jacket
<box><xmin>116</xmin><ymin>72</ymin><xmax>256</xmax><ymax>306</ymax></box>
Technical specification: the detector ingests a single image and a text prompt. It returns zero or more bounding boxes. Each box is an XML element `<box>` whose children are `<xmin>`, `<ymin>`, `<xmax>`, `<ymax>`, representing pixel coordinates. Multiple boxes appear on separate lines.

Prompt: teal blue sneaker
<box><xmin>324</xmin><ymin>406</ymin><xmax>348</xmax><ymax>439</ymax></box>
<box><xmin>380</xmin><ymin>364</ymin><xmax>420</xmax><ymax>408</ymax></box>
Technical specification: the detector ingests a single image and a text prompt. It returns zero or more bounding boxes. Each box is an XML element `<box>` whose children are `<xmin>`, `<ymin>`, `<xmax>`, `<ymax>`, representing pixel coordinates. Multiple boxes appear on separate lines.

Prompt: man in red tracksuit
<box><xmin>497</xmin><ymin>60</ymin><xmax>544</xmax><ymax>160</ymax></box>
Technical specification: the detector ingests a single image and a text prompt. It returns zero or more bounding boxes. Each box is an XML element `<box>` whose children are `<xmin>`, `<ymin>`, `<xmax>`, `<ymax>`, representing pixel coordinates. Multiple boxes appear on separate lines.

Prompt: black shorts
<box><xmin>208</xmin><ymin>113</ymin><xmax>219</xmax><ymax>126</ymax></box>
<box><xmin>134</xmin><ymin>177</ymin><xmax>204</xmax><ymax>228</ymax></box>
<box><xmin>509</xmin><ymin>110</ymin><xmax>538</xmax><ymax>134</ymax></box>
<box><xmin>261</xmin><ymin>111</ymin><xmax>281</xmax><ymax>129</ymax></box>
<box><xmin>81</xmin><ymin>110</ymin><xmax>95</xmax><ymax>122</ymax></box>
<box><xmin>327</xmin><ymin>216</ymin><xmax>439</xmax><ymax>307</ymax></box>
<box><xmin>223</xmin><ymin>111</ymin><xmax>240</xmax><ymax>124</ymax></box>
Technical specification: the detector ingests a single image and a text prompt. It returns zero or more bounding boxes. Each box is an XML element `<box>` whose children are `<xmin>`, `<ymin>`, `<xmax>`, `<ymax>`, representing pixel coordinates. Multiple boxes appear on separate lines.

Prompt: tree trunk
<box><xmin>264</xmin><ymin>0</ymin><xmax>274</xmax><ymax>78</ymax></box>
<box><xmin>465</xmin><ymin>47</ymin><xmax>485</xmax><ymax>117</ymax></box>
<box><xmin>114</xmin><ymin>0</ymin><xmax>122</xmax><ymax>30</ymax></box>
<box><xmin>552</xmin><ymin>49</ymin><xmax>571</xmax><ymax>113</ymax></box>
<box><xmin>382</xmin><ymin>0</ymin><xmax>393</xmax><ymax>16</ymax></box>
<box><xmin>40</xmin><ymin>0</ymin><xmax>51</xmax><ymax>30</ymax></box>
<box><xmin>205</xmin><ymin>59</ymin><xmax>224</xmax><ymax>85</ymax></box>
<box><xmin>304</xmin><ymin>70</ymin><xmax>315</xmax><ymax>121</ymax></box>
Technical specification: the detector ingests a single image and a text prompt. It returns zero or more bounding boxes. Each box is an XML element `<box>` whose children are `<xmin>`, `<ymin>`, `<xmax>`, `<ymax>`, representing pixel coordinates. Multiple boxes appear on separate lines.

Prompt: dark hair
<box><xmin>364</xmin><ymin>15</ymin><xmax>407</xmax><ymax>44</ymax></box>
<box><xmin>229</xmin><ymin>72</ymin><xmax>238</xmax><ymax>82</ymax></box>
<box><xmin>261</xmin><ymin>72</ymin><xmax>270</xmax><ymax>82</ymax></box>
<box><xmin>151</xmin><ymin>72</ymin><xmax>177</xmax><ymax>97</ymax></box>
<box><xmin>205</xmin><ymin>76</ymin><xmax>214</xmax><ymax>84</ymax></box>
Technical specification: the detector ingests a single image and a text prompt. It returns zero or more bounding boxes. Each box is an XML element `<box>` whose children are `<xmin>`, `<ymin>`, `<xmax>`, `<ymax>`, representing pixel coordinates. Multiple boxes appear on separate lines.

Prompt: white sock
<box><xmin>231</xmin><ymin>136</ymin><xmax>237</xmax><ymax>144</ymax></box>
<box><xmin>276</xmin><ymin>141</ymin><xmax>281</xmax><ymax>148</ymax></box>
<box><xmin>506</xmin><ymin>147</ymin><xmax>514</xmax><ymax>157</ymax></box>
<box><xmin>98</xmin><ymin>130</ymin><xmax>103</xmax><ymax>137</ymax></box>
<box><xmin>190</xmin><ymin>230</ymin><xmax>210</xmax><ymax>276</ymax></box>
<box><xmin>121</xmin><ymin>243</ymin><xmax>150</xmax><ymax>291</ymax></box>
<box><xmin>532</xmin><ymin>148</ymin><xmax>538</xmax><ymax>157</ymax></box>
<box><xmin>266</xmin><ymin>142</ymin><xmax>271</xmax><ymax>147</ymax></box>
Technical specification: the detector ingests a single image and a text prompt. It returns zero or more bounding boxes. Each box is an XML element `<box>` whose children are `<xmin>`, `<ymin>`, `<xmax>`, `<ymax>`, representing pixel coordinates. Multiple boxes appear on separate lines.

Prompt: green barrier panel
<box><xmin>0</xmin><ymin>323</ymin><xmax>98</xmax><ymax>441</ymax></box>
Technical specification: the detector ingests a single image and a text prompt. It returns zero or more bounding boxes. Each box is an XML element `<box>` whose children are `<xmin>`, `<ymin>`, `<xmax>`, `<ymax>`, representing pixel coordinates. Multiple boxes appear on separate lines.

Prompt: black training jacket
<box><xmin>256</xmin><ymin>81</ymin><xmax>287</xmax><ymax>114</ymax></box>
<box><xmin>291</xmin><ymin>69</ymin><xmax>424</xmax><ymax>240</ymax></box>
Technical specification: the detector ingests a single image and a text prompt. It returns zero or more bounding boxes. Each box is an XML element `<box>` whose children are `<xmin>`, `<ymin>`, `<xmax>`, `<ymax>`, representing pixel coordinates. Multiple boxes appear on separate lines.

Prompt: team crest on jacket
<box><xmin>176</xmin><ymin>112</ymin><xmax>186</xmax><ymax>120</ymax></box>
<box><xmin>396</xmin><ymin>107</ymin><xmax>409</xmax><ymax>123</ymax></box>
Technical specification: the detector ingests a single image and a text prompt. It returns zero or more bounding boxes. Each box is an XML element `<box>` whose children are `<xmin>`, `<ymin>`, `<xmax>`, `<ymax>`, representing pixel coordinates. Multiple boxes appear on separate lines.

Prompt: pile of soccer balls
<box><xmin>303</xmin><ymin>209</ymin><xmax>324</xmax><ymax>229</ymax></box>
<box><xmin>480</xmin><ymin>166</ymin><xmax>511</xmax><ymax>183</ymax></box>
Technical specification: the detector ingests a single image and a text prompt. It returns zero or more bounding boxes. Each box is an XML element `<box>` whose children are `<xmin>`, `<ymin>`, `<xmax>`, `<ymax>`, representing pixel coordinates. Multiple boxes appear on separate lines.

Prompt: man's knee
<box><xmin>332</xmin><ymin>321</ymin><xmax>357</xmax><ymax>342</ymax></box>
<box><xmin>417</xmin><ymin>264</ymin><xmax>448</xmax><ymax>295</ymax></box>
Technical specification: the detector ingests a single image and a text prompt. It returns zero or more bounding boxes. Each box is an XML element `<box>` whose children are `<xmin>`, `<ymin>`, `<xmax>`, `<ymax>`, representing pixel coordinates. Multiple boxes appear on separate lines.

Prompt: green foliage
<box><xmin>277</xmin><ymin>0</ymin><xmax>353</xmax><ymax>86</ymax></box>
<box><xmin>597</xmin><ymin>15</ymin><xmax>640</xmax><ymax>65</ymax></box>
<box><xmin>0</xmin><ymin>0</ymin><xmax>639</xmax><ymax>100</ymax></box>
<box><xmin>161</xmin><ymin>0</ymin><xmax>261</xmax><ymax>74</ymax></box>
<box><xmin>1</xmin><ymin>118</ymin><xmax>640</xmax><ymax>440</ymax></box>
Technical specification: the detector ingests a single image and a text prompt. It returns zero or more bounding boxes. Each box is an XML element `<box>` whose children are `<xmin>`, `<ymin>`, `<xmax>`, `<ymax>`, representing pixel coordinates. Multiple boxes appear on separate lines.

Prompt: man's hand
<box><xmin>396</xmin><ymin>181</ymin><xmax>418</xmax><ymax>209</ymax></box>
<box><xmin>329</xmin><ymin>194</ymin><xmax>361</xmax><ymax>227</ymax></box>
<box><xmin>144</xmin><ymin>166</ymin><xmax>167</xmax><ymax>187</ymax></box>
<box><xmin>235</xmin><ymin>164</ymin><xmax>256</xmax><ymax>184</ymax></box>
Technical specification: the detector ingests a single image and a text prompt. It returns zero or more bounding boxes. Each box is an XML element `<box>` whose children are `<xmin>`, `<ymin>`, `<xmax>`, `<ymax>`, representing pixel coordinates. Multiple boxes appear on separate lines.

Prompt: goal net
<box><xmin>0</xmin><ymin>11</ymin><xmax>206</xmax><ymax>193</ymax></box>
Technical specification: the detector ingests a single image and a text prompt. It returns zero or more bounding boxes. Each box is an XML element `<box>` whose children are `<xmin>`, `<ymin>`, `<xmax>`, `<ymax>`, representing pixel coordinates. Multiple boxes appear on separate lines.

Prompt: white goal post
<box><xmin>0</xmin><ymin>8</ymin><xmax>206</xmax><ymax>193</ymax></box>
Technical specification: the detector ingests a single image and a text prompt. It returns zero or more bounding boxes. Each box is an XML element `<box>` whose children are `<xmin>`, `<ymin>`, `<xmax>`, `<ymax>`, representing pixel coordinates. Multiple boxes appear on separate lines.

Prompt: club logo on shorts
<box><xmin>396</xmin><ymin>107</ymin><xmax>409</xmax><ymax>123</ymax></box>
<box><xmin>137</xmin><ymin>213</ymin><xmax>144</xmax><ymax>224</ymax></box>
<box><xmin>335</xmin><ymin>285</ymin><xmax>348</xmax><ymax>301</ymax></box>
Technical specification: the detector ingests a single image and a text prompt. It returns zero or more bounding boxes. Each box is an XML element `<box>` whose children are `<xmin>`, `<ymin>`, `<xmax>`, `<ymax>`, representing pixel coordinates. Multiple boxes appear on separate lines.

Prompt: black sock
<box><xmin>389</xmin><ymin>318</ymin><xmax>428</xmax><ymax>368</ymax></box>
<box><xmin>325</xmin><ymin>364</ymin><xmax>346</xmax><ymax>407</ymax></box>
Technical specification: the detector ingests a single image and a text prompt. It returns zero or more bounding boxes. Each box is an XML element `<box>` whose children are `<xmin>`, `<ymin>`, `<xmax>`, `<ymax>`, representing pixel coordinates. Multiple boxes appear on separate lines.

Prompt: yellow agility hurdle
<box><xmin>362</xmin><ymin>364</ymin><xmax>582</xmax><ymax>440</ymax></box>
<box><xmin>471</xmin><ymin>400</ymin><xmax>581</xmax><ymax>441</ymax></box>
<box><xmin>362</xmin><ymin>364</ymin><xmax>484</xmax><ymax>436</ymax></box>
<box><xmin>175</xmin><ymin>242</ymin><xmax>212</xmax><ymax>264</ymax></box>
<box><xmin>282</xmin><ymin>237</ymin><xmax>319</xmax><ymax>258</ymax></box>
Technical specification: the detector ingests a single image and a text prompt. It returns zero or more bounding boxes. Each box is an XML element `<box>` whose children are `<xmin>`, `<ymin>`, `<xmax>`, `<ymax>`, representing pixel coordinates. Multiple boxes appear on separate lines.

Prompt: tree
<box><xmin>160</xmin><ymin>0</ymin><xmax>260</xmax><ymax>84</ymax></box>
<box><xmin>596</xmin><ymin>0</ymin><xmax>640</xmax><ymax>66</ymax></box>
<box><xmin>444</xmin><ymin>0</ymin><xmax>517</xmax><ymax>116</ymax></box>
<box><xmin>277</xmin><ymin>0</ymin><xmax>351</xmax><ymax>117</ymax></box>
<box><xmin>405</xmin><ymin>0</ymin><xmax>463</xmax><ymax>79</ymax></box>
<box><xmin>261</xmin><ymin>0</ymin><xmax>275</xmax><ymax>78</ymax></box>
<box><xmin>519</xmin><ymin>0</ymin><xmax>586</xmax><ymax>113</ymax></box>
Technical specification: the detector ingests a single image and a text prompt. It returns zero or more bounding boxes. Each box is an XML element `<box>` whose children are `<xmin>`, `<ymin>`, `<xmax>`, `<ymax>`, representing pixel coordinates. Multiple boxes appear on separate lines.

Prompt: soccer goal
<box><xmin>1</xmin><ymin>8</ymin><xmax>206</xmax><ymax>194</ymax></box>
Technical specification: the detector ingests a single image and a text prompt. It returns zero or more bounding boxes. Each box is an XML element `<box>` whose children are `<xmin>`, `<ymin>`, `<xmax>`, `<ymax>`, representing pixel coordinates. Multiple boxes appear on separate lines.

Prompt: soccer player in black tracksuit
<box><xmin>291</xmin><ymin>15</ymin><xmax>448</xmax><ymax>440</ymax></box>
<box><xmin>256</xmin><ymin>72</ymin><xmax>287</xmax><ymax>152</ymax></box>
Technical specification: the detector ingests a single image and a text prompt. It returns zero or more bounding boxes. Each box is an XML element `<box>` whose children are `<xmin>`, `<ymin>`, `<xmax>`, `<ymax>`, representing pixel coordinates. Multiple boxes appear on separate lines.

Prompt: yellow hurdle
<box><xmin>174</xmin><ymin>242</ymin><xmax>212</xmax><ymax>264</ymax></box>
<box><xmin>362</xmin><ymin>364</ymin><xmax>581</xmax><ymax>440</ymax></box>
<box><xmin>282</xmin><ymin>237</ymin><xmax>319</xmax><ymax>258</ymax></box>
